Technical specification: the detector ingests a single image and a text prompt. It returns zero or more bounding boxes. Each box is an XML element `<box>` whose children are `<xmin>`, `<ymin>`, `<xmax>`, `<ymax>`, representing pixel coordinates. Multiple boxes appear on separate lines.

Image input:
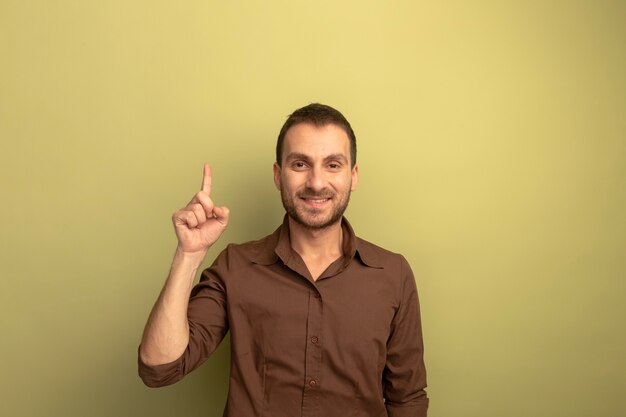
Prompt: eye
<box><xmin>293</xmin><ymin>161</ymin><xmax>308</xmax><ymax>169</ymax></box>
<box><xmin>327</xmin><ymin>162</ymin><xmax>341</xmax><ymax>169</ymax></box>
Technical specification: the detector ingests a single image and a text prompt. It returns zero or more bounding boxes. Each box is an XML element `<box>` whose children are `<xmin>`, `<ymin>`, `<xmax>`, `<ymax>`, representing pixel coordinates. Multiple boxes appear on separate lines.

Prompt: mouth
<box><xmin>300</xmin><ymin>196</ymin><xmax>332</xmax><ymax>207</ymax></box>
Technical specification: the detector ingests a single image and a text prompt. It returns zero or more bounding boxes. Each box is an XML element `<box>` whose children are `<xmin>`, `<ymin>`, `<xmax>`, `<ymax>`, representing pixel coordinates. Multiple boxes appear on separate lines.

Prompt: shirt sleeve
<box><xmin>383</xmin><ymin>255</ymin><xmax>429</xmax><ymax>417</ymax></box>
<box><xmin>138</xmin><ymin>246</ymin><xmax>231</xmax><ymax>387</ymax></box>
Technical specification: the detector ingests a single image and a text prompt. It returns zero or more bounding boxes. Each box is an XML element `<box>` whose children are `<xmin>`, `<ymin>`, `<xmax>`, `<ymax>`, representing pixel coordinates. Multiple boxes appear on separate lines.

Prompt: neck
<box><xmin>287</xmin><ymin>217</ymin><xmax>344</xmax><ymax>261</ymax></box>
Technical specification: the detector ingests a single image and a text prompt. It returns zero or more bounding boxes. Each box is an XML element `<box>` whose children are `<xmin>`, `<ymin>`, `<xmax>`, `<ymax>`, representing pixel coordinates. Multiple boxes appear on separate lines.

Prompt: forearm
<box><xmin>139</xmin><ymin>248</ymin><xmax>207</xmax><ymax>366</ymax></box>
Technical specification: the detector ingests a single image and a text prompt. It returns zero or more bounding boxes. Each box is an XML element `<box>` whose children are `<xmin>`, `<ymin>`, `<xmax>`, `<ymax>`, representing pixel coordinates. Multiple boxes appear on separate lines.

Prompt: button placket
<box><xmin>302</xmin><ymin>288</ymin><xmax>323</xmax><ymax>416</ymax></box>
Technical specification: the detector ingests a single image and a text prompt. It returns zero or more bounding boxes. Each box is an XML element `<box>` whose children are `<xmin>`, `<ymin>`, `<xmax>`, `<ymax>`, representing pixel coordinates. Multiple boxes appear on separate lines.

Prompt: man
<box><xmin>138</xmin><ymin>103</ymin><xmax>429</xmax><ymax>417</ymax></box>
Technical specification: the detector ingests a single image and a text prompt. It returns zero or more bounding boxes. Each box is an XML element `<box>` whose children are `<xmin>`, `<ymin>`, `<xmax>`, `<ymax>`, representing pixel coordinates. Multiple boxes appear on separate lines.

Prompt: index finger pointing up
<box><xmin>201</xmin><ymin>163</ymin><xmax>212</xmax><ymax>194</ymax></box>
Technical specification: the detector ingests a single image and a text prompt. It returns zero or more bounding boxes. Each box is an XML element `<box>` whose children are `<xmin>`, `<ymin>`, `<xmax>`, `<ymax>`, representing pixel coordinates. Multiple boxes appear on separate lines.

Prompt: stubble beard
<box><xmin>281</xmin><ymin>186</ymin><xmax>351</xmax><ymax>231</ymax></box>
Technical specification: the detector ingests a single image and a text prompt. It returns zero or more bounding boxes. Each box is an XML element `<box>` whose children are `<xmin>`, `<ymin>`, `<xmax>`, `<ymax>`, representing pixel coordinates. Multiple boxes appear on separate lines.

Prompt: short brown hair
<box><xmin>276</xmin><ymin>103</ymin><xmax>357</xmax><ymax>167</ymax></box>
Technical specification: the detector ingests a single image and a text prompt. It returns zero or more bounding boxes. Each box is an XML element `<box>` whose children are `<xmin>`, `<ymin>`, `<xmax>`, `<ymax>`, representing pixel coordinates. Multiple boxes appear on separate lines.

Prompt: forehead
<box><xmin>283</xmin><ymin>123</ymin><xmax>351</xmax><ymax>161</ymax></box>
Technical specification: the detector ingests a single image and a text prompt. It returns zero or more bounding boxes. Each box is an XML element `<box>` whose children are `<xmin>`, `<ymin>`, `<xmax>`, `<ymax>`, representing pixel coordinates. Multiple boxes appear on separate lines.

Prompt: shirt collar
<box><xmin>250</xmin><ymin>215</ymin><xmax>384</xmax><ymax>269</ymax></box>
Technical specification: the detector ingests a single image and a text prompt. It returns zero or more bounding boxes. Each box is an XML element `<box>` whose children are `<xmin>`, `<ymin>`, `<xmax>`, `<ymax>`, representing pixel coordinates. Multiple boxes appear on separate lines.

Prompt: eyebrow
<box><xmin>285</xmin><ymin>153</ymin><xmax>348</xmax><ymax>163</ymax></box>
<box><xmin>324</xmin><ymin>153</ymin><xmax>348</xmax><ymax>163</ymax></box>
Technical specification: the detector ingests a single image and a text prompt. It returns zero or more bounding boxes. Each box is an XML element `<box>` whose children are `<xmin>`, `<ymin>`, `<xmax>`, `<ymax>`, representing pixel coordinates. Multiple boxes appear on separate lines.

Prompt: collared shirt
<box><xmin>139</xmin><ymin>216</ymin><xmax>428</xmax><ymax>417</ymax></box>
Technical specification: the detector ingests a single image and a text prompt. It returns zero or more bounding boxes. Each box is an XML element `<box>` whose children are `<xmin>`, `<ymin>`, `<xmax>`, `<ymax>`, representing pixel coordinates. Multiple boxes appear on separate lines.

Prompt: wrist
<box><xmin>175</xmin><ymin>243</ymin><xmax>208</xmax><ymax>255</ymax></box>
<box><xmin>172</xmin><ymin>247</ymin><xmax>207</xmax><ymax>270</ymax></box>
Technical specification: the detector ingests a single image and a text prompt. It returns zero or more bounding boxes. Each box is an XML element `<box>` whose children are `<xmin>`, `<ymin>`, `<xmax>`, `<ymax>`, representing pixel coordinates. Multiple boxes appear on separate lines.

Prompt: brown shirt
<box><xmin>139</xmin><ymin>217</ymin><xmax>428</xmax><ymax>417</ymax></box>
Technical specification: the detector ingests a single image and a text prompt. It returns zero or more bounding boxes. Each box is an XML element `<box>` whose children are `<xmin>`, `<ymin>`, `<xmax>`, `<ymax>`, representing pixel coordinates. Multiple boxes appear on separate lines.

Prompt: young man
<box><xmin>139</xmin><ymin>103</ymin><xmax>429</xmax><ymax>417</ymax></box>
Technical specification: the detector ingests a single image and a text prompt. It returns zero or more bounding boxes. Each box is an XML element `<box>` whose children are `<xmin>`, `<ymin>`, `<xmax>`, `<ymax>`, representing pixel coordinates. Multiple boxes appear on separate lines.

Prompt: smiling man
<box><xmin>138</xmin><ymin>103</ymin><xmax>429</xmax><ymax>417</ymax></box>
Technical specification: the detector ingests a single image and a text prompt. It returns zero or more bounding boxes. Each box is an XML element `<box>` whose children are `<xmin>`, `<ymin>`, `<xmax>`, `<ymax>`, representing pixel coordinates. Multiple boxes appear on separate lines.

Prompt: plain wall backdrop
<box><xmin>1</xmin><ymin>1</ymin><xmax>624</xmax><ymax>416</ymax></box>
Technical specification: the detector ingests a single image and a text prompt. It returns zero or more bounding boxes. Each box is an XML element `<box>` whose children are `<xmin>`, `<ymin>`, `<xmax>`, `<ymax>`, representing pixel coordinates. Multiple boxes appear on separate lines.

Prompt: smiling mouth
<box><xmin>300</xmin><ymin>196</ymin><xmax>332</xmax><ymax>206</ymax></box>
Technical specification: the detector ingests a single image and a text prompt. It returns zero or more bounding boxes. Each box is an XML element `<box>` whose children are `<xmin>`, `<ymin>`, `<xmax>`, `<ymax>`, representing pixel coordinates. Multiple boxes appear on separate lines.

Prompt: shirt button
<box><xmin>309</xmin><ymin>379</ymin><xmax>317</xmax><ymax>387</ymax></box>
<box><xmin>311</xmin><ymin>336</ymin><xmax>319</xmax><ymax>344</ymax></box>
<box><xmin>313</xmin><ymin>292</ymin><xmax>321</xmax><ymax>299</ymax></box>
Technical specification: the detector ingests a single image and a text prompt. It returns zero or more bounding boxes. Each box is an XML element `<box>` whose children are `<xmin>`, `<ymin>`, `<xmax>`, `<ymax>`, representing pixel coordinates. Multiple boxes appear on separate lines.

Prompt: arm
<box><xmin>384</xmin><ymin>255</ymin><xmax>429</xmax><ymax>417</ymax></box>
<box><xmin>139</xmin><ymin>164</ymin><xmax>230</xmax><ymax>368</ymax></box>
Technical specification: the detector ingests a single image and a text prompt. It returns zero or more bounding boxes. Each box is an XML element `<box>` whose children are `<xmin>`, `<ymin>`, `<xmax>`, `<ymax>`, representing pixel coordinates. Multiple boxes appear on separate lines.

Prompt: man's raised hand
<box><xmin>172</xmin><ymin>164</ymin><xmax>230</xmax><ymax>253</ymax></box>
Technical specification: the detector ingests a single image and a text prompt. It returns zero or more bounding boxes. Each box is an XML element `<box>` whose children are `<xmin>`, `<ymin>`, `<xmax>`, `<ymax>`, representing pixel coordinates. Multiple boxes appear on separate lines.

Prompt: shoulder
<box><xmin>354</xmin><ymin>237</ymin><xmax>417</xmax><ymax>302</ymax></box>
<box><xmin>200</xmin><ymin>232</ymin><xmax>277</xmax><ymax>284</ymax></box>
<box><xmin>213</xmin><ymin>231</ymin><xmax>278</xmax><ymax>268</ymax></box>
<box><xmin>355</xmin><ymin>236</ymin><xmax>411</xmax><ymax>272</ymax></box>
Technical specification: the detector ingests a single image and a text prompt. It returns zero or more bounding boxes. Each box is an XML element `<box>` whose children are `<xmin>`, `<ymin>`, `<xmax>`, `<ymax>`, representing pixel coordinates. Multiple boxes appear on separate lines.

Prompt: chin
<box><xmin>293</xmin><ymin>210</ymin><xmax>342</xmax><ymax>230</ymax></box>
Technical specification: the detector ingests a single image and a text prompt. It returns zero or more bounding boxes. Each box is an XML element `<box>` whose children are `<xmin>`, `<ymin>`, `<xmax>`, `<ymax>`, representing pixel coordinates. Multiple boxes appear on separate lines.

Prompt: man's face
<box><xmin>274</xmin><ymin>123</ymin><xmax>359</xmax><ymax>230</ymax></box>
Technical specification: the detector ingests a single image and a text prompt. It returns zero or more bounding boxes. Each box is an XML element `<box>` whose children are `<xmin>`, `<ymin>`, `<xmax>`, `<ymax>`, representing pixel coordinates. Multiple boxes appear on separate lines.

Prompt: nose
<box><xmin>306</xmin><ymin>166</ymin><xmax>325</xmax><ymax>192</ymax></box>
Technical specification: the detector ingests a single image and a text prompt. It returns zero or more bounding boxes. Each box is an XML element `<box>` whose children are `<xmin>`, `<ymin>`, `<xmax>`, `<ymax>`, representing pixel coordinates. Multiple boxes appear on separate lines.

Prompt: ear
<box><xmin>273</xmin><ymin>162</ymin><xmax>282</xmax><ymax>190</ymax></box>
<box><xmin>350</xmin><ymin>164</ymin><xmax>359</xmax><ymax>191</ymax></box>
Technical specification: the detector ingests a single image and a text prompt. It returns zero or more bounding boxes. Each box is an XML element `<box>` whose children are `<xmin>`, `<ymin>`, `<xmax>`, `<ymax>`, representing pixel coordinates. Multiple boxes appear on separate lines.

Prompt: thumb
<box><xmin>213</xmin><ymin>206</ymin><xmax>230</xmax><ymax>226</ymax></box>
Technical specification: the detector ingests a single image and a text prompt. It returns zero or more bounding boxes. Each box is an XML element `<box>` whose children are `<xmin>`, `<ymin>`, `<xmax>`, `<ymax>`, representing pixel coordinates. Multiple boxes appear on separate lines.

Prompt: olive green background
<box><xmin>1</xmin><ymin>1</ymin><xmax>624</xmax><ymax>416</ymax></box>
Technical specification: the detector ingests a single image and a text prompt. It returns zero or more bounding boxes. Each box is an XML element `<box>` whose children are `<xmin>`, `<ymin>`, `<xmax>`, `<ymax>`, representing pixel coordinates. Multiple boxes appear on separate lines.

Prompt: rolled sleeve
<box><xmin>138</xmin><ymin>349</ymin><xmax>185</xmax><ymax>387</ymax></box>
<box><xmin>384</xmin><ymin>256</ymin><xmax>429</xmax><ymax>417</ymax></box>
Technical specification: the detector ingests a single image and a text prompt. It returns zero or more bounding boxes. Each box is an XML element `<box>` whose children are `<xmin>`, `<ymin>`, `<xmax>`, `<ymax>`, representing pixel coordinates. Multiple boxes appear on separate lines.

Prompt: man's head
<box><xmin>274</xmin><ymin>103</ymin><xmax>359</xmax><ymax>230</ymax></box>
<box><xmin>276</xmin><ymin>103</ymin><xmax>357</xmax><ymax>168</ymax></box>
